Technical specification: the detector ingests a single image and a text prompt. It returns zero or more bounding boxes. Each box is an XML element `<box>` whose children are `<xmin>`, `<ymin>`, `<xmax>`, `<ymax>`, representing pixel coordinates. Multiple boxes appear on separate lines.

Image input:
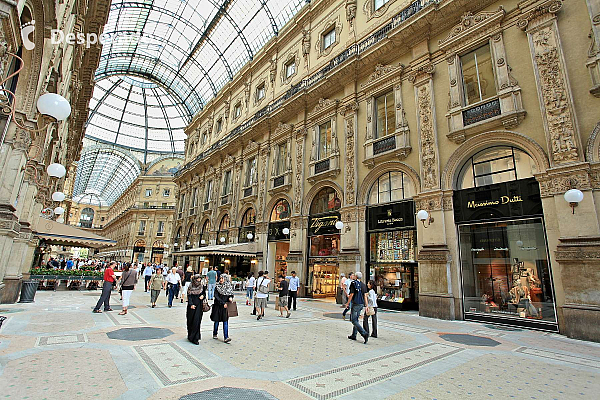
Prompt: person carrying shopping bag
<box><xmin>211</xmin><ymin>274</ymin><xmax>234</xmax><ymax>343</ymax></box>
<box><xmin>363</xmin><ymin>280</ymin><xmax>378</xmax><ymax>338</ymax></box>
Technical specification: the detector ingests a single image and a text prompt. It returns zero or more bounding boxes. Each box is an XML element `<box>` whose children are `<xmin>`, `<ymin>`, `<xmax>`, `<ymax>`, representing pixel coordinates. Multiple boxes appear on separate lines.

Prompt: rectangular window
<box><xmin>163</xmin><ymin>188</ymin><xmax>170</xmax><ymax>197</ymax></box>
<box><xmin>275</xmin><ymin>142</ymin><xmax>287</xmax><ymax>176</ymax></box>
<box><xmin>257</xmin><ymin>84</ymin><xmax>265</xmax><ymax>100</ymax></box>
<box><xmin>222</xmin><ymin>170</ymin><xmax>232</xmax><ymax>196</ymax></box>
<box><xmin>162</xmin><ymin>203</ymin><xmax>167</xmax><ymax>208</ymax></box>
<box><xmin>245</xmin><ymin>158</ymin><xmax>256</xmax><ymax>187</ymax></box>
<box><xmin>145</xmin><ymin>189</ymin><xmax>152</xmax><ymax>197</ymax></box>
<box><xmin>318</xmin><ymin>121</ymin><xmax>332</xmax><ymax>159</ymax></box>
<box><xmin>216</xmin><ymin>118</ymin><xmax>223</xmax><ymax>133</ymax></box>
<box><xmin>179</xmin><ymin>194</ymin><xmax>185</xmax><ymax>212</ymax></box>
<box><xmin>157</xmin><ymin>221</ymin><xmax>165</xmax><ymax>234</ymax></box>
<box><xmin>234</xmin><ymin>103</ymin><xmax>242</xmax><ymax>119</ymax></box>
<box><xmin>191</xmin><ymin>188</ymin><xmax>197</xmax><ymax>208</ymax></box>
<box><xmin>205</xmin><ymin>180</ymin><xmax>213</xmax><ymax>203</ymax></box>
<box><xmin>139</xmin><ymin>220</ymin><xmax>146</xmax><ymax>233</ymax></box>
<box><xmin>201</xmin><ymin>132</ymin><xmax>207</xmax><ymax>144</ymax></box>
<box><xmin>143</xmin><ymin>202</ymin><xmax>149</xmax><ymax>208</ymax></box>
<box><xmin>285</xmin><ymin>60</ymin><xmax>296</xmax><ymax>78</ymax></box>
<box><xmin>460</xmin><ymin>44</ymin><xmax>497</xmax><ymax>106</ymax></box>
<box><xmin>375</xmin><ymin>91</ymin><xmax>395</xmax><ymax>138</ymax></box>
<box><xmin>374</xmin><ymin>0</ymin><xmax>389</xmax><ymax>11</ymax></box>
<box><xmin>323</xmin><ymin>27</ymin><xmax>336</xmax><ymax>50</ymax></box>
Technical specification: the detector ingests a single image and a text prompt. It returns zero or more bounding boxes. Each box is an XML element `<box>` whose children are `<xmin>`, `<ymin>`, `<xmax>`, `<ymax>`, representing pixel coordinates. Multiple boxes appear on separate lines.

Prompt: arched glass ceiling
<box><xmin>86</xmin><ymin>76</ymin><xmax>188</xmax><ymax>153</ymax></box>
<box><xmin>95</xmin><ymin>0</ymin><xmax>307</xmax><ymax>115</ymax></box>
<box><xmin>72</xmin><ymin>146</ymin><xmax>142</xmax><ymax>206</ymax></box>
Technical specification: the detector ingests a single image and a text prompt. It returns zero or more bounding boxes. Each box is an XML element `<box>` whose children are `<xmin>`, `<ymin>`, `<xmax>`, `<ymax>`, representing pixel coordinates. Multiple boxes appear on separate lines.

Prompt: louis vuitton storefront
<box><xmin>454</xmin><ymin>147</ymin><xmax>557</xmax><ymax>331</ymax></box>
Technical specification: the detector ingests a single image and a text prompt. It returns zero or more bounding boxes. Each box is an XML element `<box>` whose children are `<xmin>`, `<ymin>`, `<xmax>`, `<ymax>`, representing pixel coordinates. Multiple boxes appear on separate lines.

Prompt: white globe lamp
<box><xmin>53</xmin><ymin>206</ymin><xmax>65</xmax><ymax>215</ymax></box>
<box><xmin>417</xmin><ymin>210</ymin><xmax>429</xmax><ymax>221</ymax></box>
<box><xmin>186</xmin><ymin>241</ymin><xmax>191</xmax><ymax>246</ymax></box>
<box><xmin>200</xmin><ymin>239</ymin><xmax>206</xmax><ymax>245</ymax></box>
<box><xmin>47</xmin><ymin>163</ymin><xmax>66</xmax><ymax>178</ymax></box>
<box><xmin>516</xmin><ymin>240</ymin><xmax>524</xmax><ymax>247</ymax></box>
<box><xmin>52</xmin><ymin>191</ymin><xmax>66</xmax><ymax>202</ymax></box>
<box><xmin>174</xmin><ymin>242</ymin><xmax>178</xmax><ymax>247</ymax></box>
<box><xmin>335</xmin><ymin>220</ymin><xmax>344</xmax><ymax>230</ymax></box>
<box><xmin>37</xmin><ymin>93</ymin><xmax>71</xmax><ymax>121</ymax></box>
<box><xmin>282</xmin><ymin>227</ymin><xmax>290</xmax><ymax>235</ymax></box>
<box><xmin>247</xmin><ymin>232</ymin><xmax>253</xmax><ymax>240</ymax></box>
<box><xmin>220</xmin><ymin>236</ymin><xmax>226</xmax><ymax>243</ymax></box>
<box><xmin>564</xmin><ymin>189</ymin><xmax>584</xmax><ymax>214</ymax></box>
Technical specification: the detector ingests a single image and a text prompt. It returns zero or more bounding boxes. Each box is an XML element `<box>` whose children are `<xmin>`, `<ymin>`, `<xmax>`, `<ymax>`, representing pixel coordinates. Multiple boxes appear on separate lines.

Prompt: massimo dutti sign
<box><xmin>308</xmin><ymin>213</ymin><xmax>341</xmax><ymax>236</ymax></box>
<box><xmin>367</xmin><ymin>200</ymin><xmax>415</xmax><ymax>231</ymax></box>
<box><xmin>453</xmin><ymin>177</ymin><xmax>542</xmax><ymax>223</ymax></box>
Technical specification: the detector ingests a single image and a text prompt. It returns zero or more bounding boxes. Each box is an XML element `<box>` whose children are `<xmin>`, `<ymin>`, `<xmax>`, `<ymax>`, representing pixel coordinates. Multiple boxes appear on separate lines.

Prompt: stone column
<box><xmin>289</xmin><ymin>125</ymin><xmax>308</xmax><ymax>294</ymax></box>
<box><xmin>409</xmin><ymin>61</ymin><xmax>456</xmax><ymax>319</ymax></box>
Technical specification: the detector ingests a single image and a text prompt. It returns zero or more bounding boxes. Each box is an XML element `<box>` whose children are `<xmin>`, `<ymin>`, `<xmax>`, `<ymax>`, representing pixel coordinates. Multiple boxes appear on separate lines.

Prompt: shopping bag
<box><xmin>227</xmin><ymin>301</ymin><xmax>238</xmax><ymax>317</ymax></box>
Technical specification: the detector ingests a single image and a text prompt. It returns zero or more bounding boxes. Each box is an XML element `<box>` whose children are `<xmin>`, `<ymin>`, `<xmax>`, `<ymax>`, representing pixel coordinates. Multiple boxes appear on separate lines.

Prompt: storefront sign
<box><xmin>367</xmin><ymin>201</ymin><xmax>415</xmax><ymax>231</ymax></box>
<box><xmin>151</xmin><ymin>248</ymin><xmax>164</xmax><ymax>254</ymax></box>
<box><xmin>133</xmin><ymin>246</ymin><xmax>145</xmax><ymax>253</ymax></box>
<box><xmin>268</xmin><ymin>221</ymin><xmax>290</xmax><ymax>241</ymax></box>
<box><xmin>453</xmin><ymin>178</ymin><xmax>542</xmax><ymax>223</ymax></box>
<box><xmin>308</xmin><ymin>214</ymin><xmax>341</xmax><ymax>236</ymax></box>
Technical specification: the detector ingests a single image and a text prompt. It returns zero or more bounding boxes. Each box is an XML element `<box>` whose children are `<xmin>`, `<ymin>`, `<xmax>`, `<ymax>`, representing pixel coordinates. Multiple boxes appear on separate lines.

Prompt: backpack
<box><xmin>352</xmin><ymin>280</ymin><xmax>365</xmax><ymax>305</ymax></box>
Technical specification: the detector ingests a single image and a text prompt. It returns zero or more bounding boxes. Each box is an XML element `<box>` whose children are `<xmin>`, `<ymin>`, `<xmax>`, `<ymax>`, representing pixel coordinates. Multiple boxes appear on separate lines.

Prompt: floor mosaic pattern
<box><xmin>1</xmin><ymin>290</ymin><xmax>599</xmax><ymax>400</ymax></box>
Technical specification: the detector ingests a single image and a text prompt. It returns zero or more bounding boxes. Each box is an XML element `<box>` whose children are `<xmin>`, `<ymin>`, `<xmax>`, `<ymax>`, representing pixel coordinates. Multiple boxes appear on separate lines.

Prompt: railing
<box><xmin>203</xmin><ymin>202</ymin><xmax>210</xmax><ymax>211</ymax></box>
<box><xmin>373</xmin><ymin>135</ymin><xmax>396</xmax><ymax>155</ymax></box>
<box><xmin>243</xmin><ymin>187</ymin><xmax>253</xmax><ymax>197</ymax></box>
<box><xmin>273</xmin><ymin>175</ymin><xmax>285</xmax><ymax>187</ymax></box>
<box><xmin>137</xmin><ymin>231</ymin><xmax>145</xmax><ymax>236</ymax></box>
<box><xmin>157</xmin><ymin>232</ymin><xmax>164</xmax><ymax>236</ymax></box>
<box><xmin>132</xmin><ymin>205</ymin><xmax>175</xmax><ymax>210</ymax></box>
<box><xmin>463</xmin><ymin>98</ymin><xmax>501</xmax><ymax>126</ymax></box>
<box><xmin>175</xmin><ymin>0</ymin><xmax>437</xmax><ymax>179</ymax></box>
<box><xmin>315</xmin><ymin>159</ymin><xmax>330</xmax><ymax>174</ymax></box>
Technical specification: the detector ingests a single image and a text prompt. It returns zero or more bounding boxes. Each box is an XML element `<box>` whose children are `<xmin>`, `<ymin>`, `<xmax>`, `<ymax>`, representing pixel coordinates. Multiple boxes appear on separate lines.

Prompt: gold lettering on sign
<box><xmin>310</xmin><ymin>216</ymin><xmax>338</xmax><ymax>233</ymax></box>
<box><xmin>467</xmin><ymin>195</ymin><xmax>523</xmax><ymax>209</ymax></box>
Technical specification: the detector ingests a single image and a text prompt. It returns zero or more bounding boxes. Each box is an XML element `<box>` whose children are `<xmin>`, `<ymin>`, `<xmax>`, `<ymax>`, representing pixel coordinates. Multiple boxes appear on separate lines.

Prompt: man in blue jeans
<box><xmin>206</xmin><ymin>266</ymin><xmax>217</xmax><ymax>300</ymax></box>
<box><xmin>345</xmin><ymin>271</ymin><xmax>370</xmax><ymax>344</ymax></box>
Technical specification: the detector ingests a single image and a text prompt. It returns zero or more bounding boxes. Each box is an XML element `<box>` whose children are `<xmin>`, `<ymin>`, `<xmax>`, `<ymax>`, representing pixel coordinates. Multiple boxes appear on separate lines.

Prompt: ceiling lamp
<box><xmin>37</xmin><ymin>93</ymin><xmax>72</xmax><ymax>121</ymax></box>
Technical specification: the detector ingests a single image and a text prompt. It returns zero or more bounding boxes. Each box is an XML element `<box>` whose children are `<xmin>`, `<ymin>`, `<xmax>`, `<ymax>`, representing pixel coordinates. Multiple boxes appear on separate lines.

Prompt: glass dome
<box><xmin>86</xmin><ymin>76</ymin><xmax>188</xmax><ymax>153</ymax></box>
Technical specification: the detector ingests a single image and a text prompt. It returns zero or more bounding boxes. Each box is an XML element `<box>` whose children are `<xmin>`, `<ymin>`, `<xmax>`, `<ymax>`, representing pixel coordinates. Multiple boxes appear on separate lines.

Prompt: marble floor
<box><xmin>1</xmin><ymin>289</ymin><xmax>599</xmax><ymax>400</ymax></box>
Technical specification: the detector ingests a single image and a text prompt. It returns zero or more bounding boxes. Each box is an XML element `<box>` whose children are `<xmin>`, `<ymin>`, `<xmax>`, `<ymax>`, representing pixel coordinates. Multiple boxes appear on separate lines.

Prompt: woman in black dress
<box><xmin>211</xmin><ymin>274</ymin><xmax>234</xmax><ymax>343</ymax></box>
<box><xmin>186</xmin><ymin>274</ymin><xmax>206</xmax><ymax>345</ymax></box>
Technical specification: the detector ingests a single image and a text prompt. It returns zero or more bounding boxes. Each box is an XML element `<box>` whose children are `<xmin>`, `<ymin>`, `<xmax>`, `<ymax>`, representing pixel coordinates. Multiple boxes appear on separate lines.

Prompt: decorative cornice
<box><xmin>408</xmin><ymin>63</ymin><xmax>434</xmax><ymax>85</ymax></box>
<box><xmin>361</xmin><ymin>63</ymin><xmax>405</xmax><ymax>95</ymax></box>
<box><xmin>517</xmin><ymin>0</ymin><xmax>562</xmax><ymax>31</ymax></box>
<box><xmin>307</xmin><ymin>98</ymin><xmax>339</xmax><ymax>122</ymax></box>
<box><xmin>439</xmin><ymin>6</ymin><xmax>505</xmax><ymax>50</ymax></box>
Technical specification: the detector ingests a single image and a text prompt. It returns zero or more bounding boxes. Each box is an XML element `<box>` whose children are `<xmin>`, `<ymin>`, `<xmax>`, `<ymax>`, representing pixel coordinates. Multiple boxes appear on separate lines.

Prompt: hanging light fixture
<box><xmin>47</xmin><ymin>163</ymin><xmax>67</xmax><ymax>178</ymax></box>
<box><xmin>52</xmin><ymin>191</ymin><xmax>66</xmax><ymax>202</ymax></box>
<box><xmin>53</xmin><ymin>206</ymin><xmax>65</xmax><ymax>215</ymax></box>
<box><xmin>36</xmin><ymin>93</ymin><xmax>72</xmax><ymax>121</ymax></box>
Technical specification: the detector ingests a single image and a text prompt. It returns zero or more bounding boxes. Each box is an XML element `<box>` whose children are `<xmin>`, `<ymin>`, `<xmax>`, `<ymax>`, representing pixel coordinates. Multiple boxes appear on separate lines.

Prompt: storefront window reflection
<box><xmin>459</xmin><ymin>219</ymin><xmax>555</xmax><ymax>323</ymax></box>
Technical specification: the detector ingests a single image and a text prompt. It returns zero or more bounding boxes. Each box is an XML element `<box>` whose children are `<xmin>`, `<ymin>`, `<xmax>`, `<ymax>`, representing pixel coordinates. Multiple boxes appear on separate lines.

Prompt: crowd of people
<box><xmin>88</xmin><ymin>261</ymin><xmax>378</xmax><ymax>346</ymax></box>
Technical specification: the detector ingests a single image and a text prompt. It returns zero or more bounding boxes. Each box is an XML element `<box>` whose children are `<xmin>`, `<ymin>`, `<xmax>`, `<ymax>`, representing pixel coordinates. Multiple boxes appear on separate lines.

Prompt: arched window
<box><xmin>186</xmin><ymin>224</ymin><xmax>195</xmax><ymax>248</ymax></box>
<box><xmin>241</xmin><ymin>208</ymin><xmax>256</xmax><ymax>226</ymax></box>
<box><xmin>200</xmin><ymin>220</ymin><xmax>210</xmax><ymax>246</ymax></box>
<box><xmin>457</xmin><ymin>146</ymin><xmax>537</xmax><ymax>190</ymax></box>
<box><xmin>219</xmin><ymin>215</ymin><xmax>230</xmax><ymax>231</ymax></box>
<box><xmin>368</xmin><ymin>171</ymin><xmax>415</xmax><ymax>205</ymax></box>
<box><xmin>80</xmin><ymin>208</ymin><xmax>95</xmax><ymax>228</ymax></box>
<box><xmin>270</xmin><ymin>199</ymin><xmax>290</xmax><ymax>221</ymax></box>
<box><xmin>310</xmin><ymin>187</ymin><xmax>341</xmax><ymax>215</ymax></box>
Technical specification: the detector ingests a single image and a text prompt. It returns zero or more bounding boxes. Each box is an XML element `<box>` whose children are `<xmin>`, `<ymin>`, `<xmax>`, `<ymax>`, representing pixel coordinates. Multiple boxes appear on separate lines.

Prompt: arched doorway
<box><xmin>365</xmin><ymin>170</ymin><xmax>418</xmax><ymax>310</ymax></box>
<box><xmin>268</xmin><ymin>199</ymin><xmax>291</xmax><ymax>278</ymax></box>
<box><xmin>80</xmin><ymin>208</ymin><xmax>95</xmax><ymax>228</ymax></box>
<box><xmin>452</xmin><ymin>146</ymin><xmax>556</xmax><ymax>331</ymax></box>
<box><xmin>151</xmin><ymin>240</ymin><xmax>165</xmax><ymax>264</ymax></box>
<box><xmin>133</xmin><ymin>239</ymin><xmax>146</xmax><ymax>263</ymax></box>
<box><xmin>307</xmin><ymin>187</ymin><xmax>341</xmax><ymax>298</ymax></box>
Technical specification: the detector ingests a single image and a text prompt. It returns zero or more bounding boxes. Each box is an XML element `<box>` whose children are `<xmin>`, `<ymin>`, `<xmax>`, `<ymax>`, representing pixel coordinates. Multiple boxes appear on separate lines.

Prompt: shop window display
<box><xmin>308</xmin><ymin>260</ymin><xmax>339</xmax><ymax>297</ymax></box>
<box><xmin>459</xmin><ymin>218</ymin><xmax>555</xmax><ymax>323</ymax></box>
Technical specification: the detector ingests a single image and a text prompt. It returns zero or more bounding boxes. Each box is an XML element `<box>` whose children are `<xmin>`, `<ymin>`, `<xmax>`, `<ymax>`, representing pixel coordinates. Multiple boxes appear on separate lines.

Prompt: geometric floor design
<box><xmin>1</xmin><ymin>290</ymin><xmax>600</xmax><ymax>400</ymax></box>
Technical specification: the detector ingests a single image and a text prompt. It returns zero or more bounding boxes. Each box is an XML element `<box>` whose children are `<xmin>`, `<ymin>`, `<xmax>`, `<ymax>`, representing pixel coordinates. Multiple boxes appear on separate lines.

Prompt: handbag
<box><xmin>366</xmin><ymin>307</ymin><xmax>376</xmax><ymax>316</ymax></box>
<box><xmin>227</xmin><ymin>301</ymin><xmax>238</xmax><ymax>317</ymax></box>
<box><xmin>257</xmin><ymin>277</ymin><xmax>269</xmax><ymax>294</ymax></box>
<box><xmin>202</xmin><ymin>298</ymin><xmax>211</xmax><ymax>312</ymax></box>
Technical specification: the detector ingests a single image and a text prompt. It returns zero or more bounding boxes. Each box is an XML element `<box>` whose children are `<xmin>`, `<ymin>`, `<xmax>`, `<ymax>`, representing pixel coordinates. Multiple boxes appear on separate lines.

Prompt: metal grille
<box><xmin>373</xmin><ymin>135</ymin><xmax>396</xmax><ymax>155</ymax></box>
<box><xmin>463</xmin><ymin>98</ymin><xmax>501</xmax><ymax>126</ymax></box>
<box><xmin>315</xmin><ymin>159</ymin><xmax>330</xmax><ymax>174</ymax></box>
<box><xmin>273</xmin><ymin>175</ymin><xmax>285</xmax><ymax>187</ymax></box>
<box><xmin>243</xmin><ymin>187</ymin><xmax>253</xmax><ymax>197</ymax></box>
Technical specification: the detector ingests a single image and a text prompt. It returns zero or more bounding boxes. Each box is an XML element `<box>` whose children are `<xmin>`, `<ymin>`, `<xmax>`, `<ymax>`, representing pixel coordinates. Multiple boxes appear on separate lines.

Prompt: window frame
<box><xmin>285</xmin><ymin>59</ymin><xmax>296</xmax><ymax>79</ymax></box>
<box><xmin>322</xmin><ymin>27</ymin><xmax>336</xmax><ymax>51</ymax></box>
<box><xmin>205</xmin><ymin>180</ymin><xmax>213</xmax><ymax>203</ymax></box>
<box><xmin>459</xmin><ymin>43</ymin><xmax>498</xmax><ymax>107</ymax></box>
<box><xmin>367</xmin><ymin>171</ymin><xmax>413</xmax><ymax>205</ymax></box>
<box><xmin>317</xmin><ymin>120</ymin><xmax>332</xmax><ymax>160</ymax></box>
<box><xmin>244</xmin><ymin>157</ymin><xmax>256</xmax><ymax>187</ymax></box>
<box><xmin>145</xmin><ymin>188</ymin><xmax>152</xmax><ymax>197</ymax></box>
<box><xmin>215</xmin><ymin>118</ymin><xmax>223</xmax><ymax>133</ymax></box>
<box><xmin>275</xmin><ymin>142</ymin><xmax>288</xmax><ymax>176</ymax></box>
<box><xmin>374</xmin><ymin>90</ymin><xmax>395</xmax><ymax>139</ymax></box>
<box><xmin>256</xmin><ymin>83</ymin><xmax>266</xmax><ymax>101</ymax></box>
<box><xmin>222</xmin><ymin>170</ymin><xmax>232</xmax><ymax>196</ymax></box>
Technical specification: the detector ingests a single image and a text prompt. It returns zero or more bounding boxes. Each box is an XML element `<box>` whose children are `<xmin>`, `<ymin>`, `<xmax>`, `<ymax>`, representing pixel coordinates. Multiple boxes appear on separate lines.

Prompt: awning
<box><xmin>34</xmin><ymin>220</ymin><xmax>117</xmax><ymax>249</ymax></box>
<box><xmin>172</xmin><ymin>242</ymin><xmax>257</xmax><ymax>257</ymax></box>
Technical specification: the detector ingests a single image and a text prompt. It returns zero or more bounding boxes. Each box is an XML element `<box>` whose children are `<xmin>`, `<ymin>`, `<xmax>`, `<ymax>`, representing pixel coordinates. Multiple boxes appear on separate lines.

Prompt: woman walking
<box><xmin>246</xmin><ymin>272</ymin><xmax>255</xmax><ymax>306</ymax></box>
<box><xmin>211</xmin><ymin>274</ymin><xmax>234</xmax><ymax>343</ymax></box>
<box><xmin>186</xmin><ymin>274</ymin><xmax>206</xmax><ymax>345</ymax></box>
<box><xmin>363</xmin><ymin>280</ymin><xmax>378</xmax><ymax>338</ymax></box>
<box><xmin>149</xmin><ymin>267</ymin><xmax>165</xmax><ymax>308</ymax></box>
<box><xmin>119</xmin><ymin>264</ymin><xmax>138</xmax><ymax>315</ymax></box>
<box><xmin>181</xmin><ymin>266</ymin><xmax>193</xmax><ymax>303</ymax></box>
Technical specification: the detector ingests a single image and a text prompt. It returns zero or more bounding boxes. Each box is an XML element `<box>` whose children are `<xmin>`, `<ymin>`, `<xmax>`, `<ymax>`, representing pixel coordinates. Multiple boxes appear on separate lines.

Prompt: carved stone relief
<box><xmin>415</xmin><ymin>83</ymin><xmax>439</xmax><ymax>190</ymax></box>
<box><xmin>257</xmin><ymin>148</ymin><xmax>269</xmax><ymax>221</ymax></box>
<box><xmin>293</xmin><ymin>129</ymin><xmax>306</xmax><ymax>215</ymax></box>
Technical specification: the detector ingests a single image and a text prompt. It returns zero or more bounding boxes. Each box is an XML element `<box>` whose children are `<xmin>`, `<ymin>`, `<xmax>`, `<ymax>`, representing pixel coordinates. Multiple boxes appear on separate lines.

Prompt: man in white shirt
<box><xmin>255</xmin><ymin>271</ymin><xmax>271</xmax><ymax>320</ymax></box>
<box><xmin>143</xmin><ymin>264</ymin><xmax>154</xmax><ymax>292</ymax></box>
<box><xmin>342</xmin><ymin>272</ymin><xmax>354</xmax><ymax>320</ymax></box>
<box><xmin>285</xmin><ymin>271</ymin><xmax>300</xmax><ymax>311</ymax></box>
<box><xmin>166</xmin><ymin>267</ymin><xmax>181</xmax><ymax>308</ymax></box>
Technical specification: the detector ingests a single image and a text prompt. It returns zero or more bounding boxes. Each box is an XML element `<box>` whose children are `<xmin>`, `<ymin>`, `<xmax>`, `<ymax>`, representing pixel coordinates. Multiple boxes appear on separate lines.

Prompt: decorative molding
<box><xmin>363</xmin><ymin>0</ymin><xmax>394</xmax><ymax>21</ymax></box>
<box><xmin>281</xmin><ymin>50</ymin><xmax>299</xmax><ymax>85</ymax></box>
<box><xmin>346</xmin><ymin>0</ymin><xmax>357</xmax><ymax>25</ymax></box>
<box><xmin>585</xmin><ymin>122</ymin><xmax>600</xmax><ymax>163</ymax></box>
<box><xmin>407</xmin><ymin>63</ymin><xmax>434</xmax><ymax>85</ymax></box>
<box><xmin>308</xmin><ymin>98</ymin><xmax>340</xmax><ymax>122</ymax></box>
<box><xmin>361</xmin><ymin>63</ymin><xmax>405</xmax><ymax>95</ymax></box>
<box><xmin>415</xmin><ymin>82</ymin><xmax>439</xmax><ymax>190</ymax></box>
<box><xmin>517</xmin><ymin>0</ymin><xmax>563</xmax><ymax>31</ymax></box>
<box><xmin>315</xmin><ymin>17</ymin><xmax>343</xmax><ymax>59</ymax></box>
<box><xmin>438</xmin><ymin>6</ymin><xmax>506</xmax><ymax>51</ymax></box>
<box><xmin>536</xmin><ymin>164</ymin><xmax>594</xmax><ymax>198</ymax></box>
<box><xmin>343</xmin><ymin>107</ymin><xmax>357</xmax><ymax>205</ymax></box>
<box><xmin>272</xmin><ymin>122</ymin><xmax>294</xmax><ymax>142</ymax></box>
<box><xmin>293</xmin><ymin>132</ymin><xmax>305</xmax><ymax>215</ymax></box>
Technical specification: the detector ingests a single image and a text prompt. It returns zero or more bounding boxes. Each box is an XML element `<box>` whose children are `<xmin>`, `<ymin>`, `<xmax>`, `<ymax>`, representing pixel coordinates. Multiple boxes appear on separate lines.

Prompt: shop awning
<box><xmin>34</xmin><ymin>220</ymin><xmax>117</xmax><ymax>249</ymax></box>
<box><xmin>172</xmin><ymin>242</ymin><xmax>257</xmax><ymax>257</ymax></box>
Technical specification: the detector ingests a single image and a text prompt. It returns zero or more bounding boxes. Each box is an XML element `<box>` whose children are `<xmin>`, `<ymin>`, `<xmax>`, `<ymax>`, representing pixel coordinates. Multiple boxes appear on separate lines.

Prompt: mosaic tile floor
<box><xmin>1</xmin><ymin>290</ymin><xmax>599</xmax><ymax>400</ymax></box>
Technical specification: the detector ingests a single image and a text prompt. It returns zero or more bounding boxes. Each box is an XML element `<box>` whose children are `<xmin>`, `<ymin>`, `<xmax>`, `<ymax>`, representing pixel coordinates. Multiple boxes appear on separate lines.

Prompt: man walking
<box><xmin>342</xmin><ymin>272</ymin><xmax>354</xmax><ymax>320</ymax></box>
<box><xmin>251</xmin><ymin>271</ymin><xmax>263</xmax><ymax>315</ymax></box>
<box><xmin>255</xmin><ymin>271</ymin><xmax>270</xmax><ymax>320</ymax></box>
<box><xmin>143</xmin><ymin>264</ymin><xmax>153</xmax><ymax>292</ymax></box>
<box><xmin>206</xmin><ymin>267</ymin><xmax>217</xmax><ymax>300</ymax></box>
<box><xmin>345</xmin><ymin>271</ymin><xmax>369</xmax><ymax>344</ymax></box>
<box><xmin>285</xmin><ymin>271</ymin><xmax>299</xmax><ymax>311</ymax></box>
<box><xmin>93</xmin><ymin>261</ymin><xmax>117</xmax><ymax>313</ymax></box>
<box><xmin>277</xmin><ymin>275</ymin><xmax>291</xmax><ymax>318</ymax></box>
